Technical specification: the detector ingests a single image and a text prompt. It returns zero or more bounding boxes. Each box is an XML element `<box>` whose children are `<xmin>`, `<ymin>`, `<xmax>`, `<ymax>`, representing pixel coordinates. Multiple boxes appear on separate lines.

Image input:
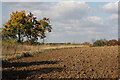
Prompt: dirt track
<box><xmin>2</xmin><ymin>46</ymin><xmax>119</xmax><ymax>79</ymax></box>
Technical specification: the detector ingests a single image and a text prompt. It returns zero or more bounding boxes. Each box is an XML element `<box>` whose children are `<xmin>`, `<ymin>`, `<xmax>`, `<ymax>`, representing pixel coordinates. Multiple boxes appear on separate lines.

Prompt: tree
<box><xmin>2</xmin><ymin>11</ymin><xmax>26</xmax><ymax>42</ymax></box>
<box><xmin>118</xmin><ymin>40</ymin><xmax>120</xmax><ymax>45</ymax></box>
<box><xmin>93</xmin><ymin>39</ymin><xmax>108</xmax><ymax>46</ymax></box>
<box><xmin>2</xmin><ymin>10</ymin><xmax>52</xmax><ymax>44</ymax></box>
<box><xmin>23</xmin><ymin>12</ymin><xmax>39</xmax><ymax>44</ymax></box>
<box><xmin>39</xmin><ymin>17</ymin><xmax>52</xmax><ymax>44</ymax></box>
<box><xmin>82</xmin><ymin>42</ymin><xmax>90</xmax><ymax>46</ymax></box>
<box><xmin>108</xmin><ymin>39</ymin><xmax>118</xmax><ymax>46</ymax></box>
<box><xmin>102</xmin><ymin>39</ymin><xmax>109</xmax><ymax>45</ymax></box>
<box><xmin>93</xmin><ymin>40</ymin><xmax>102</xmax><ymax>46</ymax></box>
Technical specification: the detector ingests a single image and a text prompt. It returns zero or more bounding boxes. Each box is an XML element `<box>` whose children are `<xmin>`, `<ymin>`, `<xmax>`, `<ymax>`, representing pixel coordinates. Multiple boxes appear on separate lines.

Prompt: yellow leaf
<box><xmin>43</xmin><ymin>17</ymin><xmax>46</xmax><ymax>20</ymax></box>
<box><xmin>8</xmin><ymin>25</ymin><xmax>10</xmax><ymax>28</ymax></box>
<box><xmin>6</xmin><ymin>28</ymin><xmax>10</xmax><ymax>31</ymax></box>
<box><xmin>28</xmin><ymin>19</ymin><xmax>31</xmax><ymax>22</ymax></box>
<box><xmin>20</xmin><ymin>24</ymin><xmax>22</xmax><ymax>26</ymax></box>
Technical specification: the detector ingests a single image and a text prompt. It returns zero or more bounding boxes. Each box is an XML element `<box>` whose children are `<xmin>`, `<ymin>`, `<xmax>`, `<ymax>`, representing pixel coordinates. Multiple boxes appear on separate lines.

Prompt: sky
<box><xmin>1</xmin><ymin>0</ymin><xmax>119</xmax><ymax>43</ymax></box>
<box><xmin>1</xmin><ymin>0</ymin><xmax>118</xmax><ymax>2</ymax></box>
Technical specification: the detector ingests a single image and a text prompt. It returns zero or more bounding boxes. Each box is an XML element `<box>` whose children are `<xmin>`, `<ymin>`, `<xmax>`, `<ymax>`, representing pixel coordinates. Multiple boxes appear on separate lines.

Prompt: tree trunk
<box><xmin>18</xmin><ymin>33</ymin><xmax>21</xmax><ymax>42</ymax></box>
<box><xmin>18</xmin><ymin>29</ymin><xmax>21</xmax><ymax>43</ymax></box>
<box><xmin>43</xmin><ymin>38</ymin><xmax>44</xmax><ymax>44</ymax></box>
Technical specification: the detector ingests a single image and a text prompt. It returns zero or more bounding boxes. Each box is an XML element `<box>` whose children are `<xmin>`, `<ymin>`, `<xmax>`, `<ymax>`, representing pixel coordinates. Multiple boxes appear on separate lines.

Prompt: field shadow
<box><xmin>2</xmin><ymin>60</ymin><xmax>62</xmax><ymax>68</ymax></box>
<box><xmin>2</xmin><ymin>67</ymin><xmax>64</xmax><ymax>80</ymax></box>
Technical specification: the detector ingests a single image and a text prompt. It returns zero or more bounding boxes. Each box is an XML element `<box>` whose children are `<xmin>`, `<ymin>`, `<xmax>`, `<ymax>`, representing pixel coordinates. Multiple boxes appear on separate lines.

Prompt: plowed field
<box><xmin>2</xmin><ymin>46</ymin><xmax>119</xmax><ymax>79</ymax></box>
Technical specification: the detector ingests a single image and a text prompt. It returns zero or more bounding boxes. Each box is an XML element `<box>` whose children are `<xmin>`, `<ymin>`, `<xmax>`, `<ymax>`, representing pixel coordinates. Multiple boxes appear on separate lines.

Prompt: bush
<box><xmin>108</xmin><ymin>39</ymin><xmax>118</xmax><ymax>46</ymax></box>
<box><xmin>2</xmin><ymin>38</ymin><xmax>20</xmax><ymax>48</ymax></box>
<box><xmin>93</xmin><ymin>39</ymin><xmax>108</xmax><ymax>46</ymax></box>
<box><xmin>82</xmin><ymin>42</ymin><xmax>91</xmax><ymax>46</ymax></box>
<box><xmin>22</xmin><ymin>53</ymin><xmax>33</xmax><ymax>57</ymax></box>
<box><xmin>118</xmin><ymin>40</ymin><xmax>120</xmax><ymax>45</ymax></box>
<box><xmin>93</xmin><ymin>39</ymin><xmax>118</xmax><ymax>46</ymax></box>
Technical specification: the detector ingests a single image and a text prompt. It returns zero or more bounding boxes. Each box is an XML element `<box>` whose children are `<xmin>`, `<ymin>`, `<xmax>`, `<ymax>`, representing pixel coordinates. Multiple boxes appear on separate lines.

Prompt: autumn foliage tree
<box><xmin>118</xmin><ymin>40</ymin><xmax>120</xmax><ymax>45</ymax></box>
<box><xmin>108</xmin><ymin>39</ymin><xmax>118</xmax><ymax>46</ymax></box>
<box><xmin>39</xmin><ymin>17</ymin><xmax>52</xmax><ymax>44</ymax></box>
<box><xmin>2</xmin><ymin>10</ymin><xmax>52</xmax><ymax>44</ymax></box>
<box><xmin>93</xmin><ymin>39</ymin><xmax>118</xmax><ymax>46</ymax></box>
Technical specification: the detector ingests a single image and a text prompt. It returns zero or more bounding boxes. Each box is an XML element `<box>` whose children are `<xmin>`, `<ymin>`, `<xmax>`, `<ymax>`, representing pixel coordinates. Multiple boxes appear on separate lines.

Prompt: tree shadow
<box><xmin>2</xmin><ymin>60</ymin><xmax>62</xmax><ymax>68</ymax></box>
<box><xmin>2</xmin><ymin>67</ymin><xmax>64</xmax><ymax>80</ymax></box>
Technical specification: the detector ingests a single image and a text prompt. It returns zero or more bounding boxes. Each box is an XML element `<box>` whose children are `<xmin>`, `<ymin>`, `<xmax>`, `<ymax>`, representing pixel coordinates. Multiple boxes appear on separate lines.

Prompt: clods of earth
<box><xmin>2</xmin><ymin>46</ymin><xmax>119</xmax><ymax>79</ymax></box>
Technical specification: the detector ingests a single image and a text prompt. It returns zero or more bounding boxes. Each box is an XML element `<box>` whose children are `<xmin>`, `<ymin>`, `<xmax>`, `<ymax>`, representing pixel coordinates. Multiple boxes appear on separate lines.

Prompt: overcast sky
<box><xmin>1</xmin><ymin>1</ymin><xmax>118</xmax><ymax>43</ymax></box>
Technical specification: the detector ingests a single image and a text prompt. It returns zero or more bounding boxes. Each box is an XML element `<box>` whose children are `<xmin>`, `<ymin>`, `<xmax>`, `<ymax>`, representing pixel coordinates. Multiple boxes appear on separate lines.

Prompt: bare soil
<box><xmin>2</xmin><ymin>46</ymin><xmax>119</xmax><ymax>79</ymax></box>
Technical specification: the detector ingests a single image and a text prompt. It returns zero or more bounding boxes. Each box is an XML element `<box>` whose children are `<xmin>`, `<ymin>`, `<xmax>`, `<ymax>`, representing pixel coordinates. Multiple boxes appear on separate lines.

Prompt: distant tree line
<box><xmin>93</xmin><ymin>39</ymin><xmax>119</xmax><ymax>46</ymax></box>
<box><xmin>81</xmin><ymin>39</ymin><xmax>119</xmax><ymax>46</ymax></box>
<box><xmin>1</xmin><ymin>10</ymin><xmax>52</xmax><ymax>44</ymax></box>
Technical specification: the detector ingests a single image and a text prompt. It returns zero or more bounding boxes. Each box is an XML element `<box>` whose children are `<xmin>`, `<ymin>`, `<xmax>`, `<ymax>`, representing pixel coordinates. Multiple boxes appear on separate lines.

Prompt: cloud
<box><xmin>101</xmin><ymin>2</ymin><xmax>118</xmax><ymax>14</ymax></box>
<box><xmin>31</xmin><ymin>2</ymin><xmax>91</xmax><ymax>20</ymax></box>
<box><xmin>2</xmin><ymin>2</ymin><xmax>118</xmax><ymax>43</ymax></box>
<box><xmin>50</xmin><ymin>2</ymin><xmax>90</xmax><ymax>19</ymax></box>
<box><xmin>106</xmin><ymin>14</ymin><xmax>118</xmax><ymax>24</ymax></box>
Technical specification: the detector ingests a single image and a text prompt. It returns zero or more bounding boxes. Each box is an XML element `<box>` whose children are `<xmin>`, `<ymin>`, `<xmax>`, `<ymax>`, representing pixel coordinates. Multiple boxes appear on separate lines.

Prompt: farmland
<box><xmin>1</xmin><ymin>2</ymin><xmax>119</xmax><ymax>80</ymax></box>
<box><xmin>2</xmin><ymin>44</ymin><xmax>86</xmax><ymax>60</ymax></box>
<box><xmin>2</xmin><ymin>46</ymin><xmax>119</xmax><ymax>79</ymax></box>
